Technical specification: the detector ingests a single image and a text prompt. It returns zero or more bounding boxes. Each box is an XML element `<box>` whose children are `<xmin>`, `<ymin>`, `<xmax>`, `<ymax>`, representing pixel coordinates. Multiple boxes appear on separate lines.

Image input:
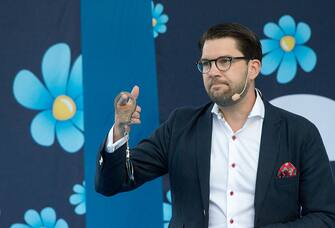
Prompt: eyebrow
<box><xmin>200</xmin><ymin>55</ymin><xmax>232</xmax><ymax>61</ymax></box>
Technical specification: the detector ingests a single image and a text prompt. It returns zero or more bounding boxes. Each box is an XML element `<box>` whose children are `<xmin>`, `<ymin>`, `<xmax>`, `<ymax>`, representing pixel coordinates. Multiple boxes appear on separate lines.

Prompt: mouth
<box><xmin>210</xmin><ymin>81</ymin><xmax>229</xmax><ymax>90</ymax></box>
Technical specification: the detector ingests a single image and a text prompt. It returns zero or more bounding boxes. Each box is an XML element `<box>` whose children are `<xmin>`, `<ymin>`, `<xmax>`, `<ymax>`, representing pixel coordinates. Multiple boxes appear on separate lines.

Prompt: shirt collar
<box><xmin>211</xmin><ymin>88</ymin><xmax>265</xmax><ymax>120</ymax></box>
<box><xmin>248</xmin><ymin>88</ymin><xmax>265</xmax><ymax>119</ymax></box>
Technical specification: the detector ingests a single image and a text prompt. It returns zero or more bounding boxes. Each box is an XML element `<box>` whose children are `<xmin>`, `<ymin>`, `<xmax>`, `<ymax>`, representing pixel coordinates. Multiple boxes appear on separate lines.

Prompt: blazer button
<box><xmin>203</xmin><ymin>209</ymin><xmax>206</xmax><ymax>216</ymax></box>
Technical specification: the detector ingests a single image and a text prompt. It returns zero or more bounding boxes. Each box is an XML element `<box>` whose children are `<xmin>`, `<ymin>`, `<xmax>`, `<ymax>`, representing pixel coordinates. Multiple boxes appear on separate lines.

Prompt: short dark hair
<box><xmin>199</xmin><ymin>23</ymin><xmax>262</xmax><ymax>62</ymax></box>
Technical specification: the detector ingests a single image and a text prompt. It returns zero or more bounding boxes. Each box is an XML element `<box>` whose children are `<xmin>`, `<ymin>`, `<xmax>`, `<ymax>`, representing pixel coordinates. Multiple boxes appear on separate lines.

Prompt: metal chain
<box><xmin>125</xmin><ymin>131</ymin><xmax>134</xmax><ymax>182</ymax></box>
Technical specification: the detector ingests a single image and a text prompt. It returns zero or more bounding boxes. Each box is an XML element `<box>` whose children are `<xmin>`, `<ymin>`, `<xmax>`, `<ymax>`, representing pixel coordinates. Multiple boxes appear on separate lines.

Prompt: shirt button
<box><xmin>230</xmin><ymin>191</ymin><xmax>234</xmax><ymax>196</ymax></box>
<box><xmin>231</xmin><ymin>163</ymin><xmax>236</xmax><ymax>168</ymax></box>
<box><xmin>232</xmin><ymin>135</ymin><xmax>237</xmax><ymax>140</ymax></box>
<box><xmin>230</xmin><ymin>219</ymin><xmax>234</xmax><ymax>224</ymax></box>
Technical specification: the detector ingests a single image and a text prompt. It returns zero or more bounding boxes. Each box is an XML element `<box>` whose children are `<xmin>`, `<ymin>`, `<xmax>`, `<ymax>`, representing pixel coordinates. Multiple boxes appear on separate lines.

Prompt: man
<box><xmin>95</xmin><ymin>23</ymin><xmax>335</xmax><ymax>227</ymax></box>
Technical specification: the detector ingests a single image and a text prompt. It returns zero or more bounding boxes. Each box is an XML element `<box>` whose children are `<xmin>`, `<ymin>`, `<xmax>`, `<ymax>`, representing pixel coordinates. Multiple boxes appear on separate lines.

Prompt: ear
<box><xmin>248</xmin><ymin>59</ymin><xmax>261</xmax><ymax>80</ymax></box>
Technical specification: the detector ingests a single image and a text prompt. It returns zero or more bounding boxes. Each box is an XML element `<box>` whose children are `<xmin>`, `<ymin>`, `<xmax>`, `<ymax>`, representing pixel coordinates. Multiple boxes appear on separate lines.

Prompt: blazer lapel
<box><xmin>254</xmin><ymin>101</ymin><xmax>282</xmax><ymax>224</ymax></box>
<box><xmin>195</xmin><ymin>104</ymin><xmax>213</xmax><ymax>215</ymax></box>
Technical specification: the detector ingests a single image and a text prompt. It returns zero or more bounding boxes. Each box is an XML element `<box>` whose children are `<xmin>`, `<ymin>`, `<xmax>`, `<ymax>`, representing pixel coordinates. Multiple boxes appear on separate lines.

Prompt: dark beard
<box><xmin>209</xmin><ymin>92</ymin><xmax>235</xmax><ymax>106</ymax></box>
<box><xmin>208</xmin><ymin>79</ymin><xmax>249</xmax><ymax>107</ymax></box>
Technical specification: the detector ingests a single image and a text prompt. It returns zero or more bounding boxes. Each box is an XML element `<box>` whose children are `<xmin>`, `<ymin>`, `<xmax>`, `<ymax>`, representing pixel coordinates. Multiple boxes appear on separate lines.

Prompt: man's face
<box><xmin>201</xmin><ymin>37</ymin><xmax>250</xmax><ymax>107</ymax></box>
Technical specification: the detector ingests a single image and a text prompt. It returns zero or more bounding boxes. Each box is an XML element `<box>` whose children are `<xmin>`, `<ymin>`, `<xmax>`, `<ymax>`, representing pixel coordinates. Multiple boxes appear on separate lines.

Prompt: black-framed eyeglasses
<box><xmin>196</xmin><ymin>56</ymin><xmax>250</xmax><ymax>74</ymax></box>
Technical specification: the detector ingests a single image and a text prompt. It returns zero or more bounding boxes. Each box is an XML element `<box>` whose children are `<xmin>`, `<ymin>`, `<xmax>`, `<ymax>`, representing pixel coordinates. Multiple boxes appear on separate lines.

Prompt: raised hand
<box><xmin>113</xmin><ymin>85</ymin><xmax>141</xmax><ymax>142</ymax></box>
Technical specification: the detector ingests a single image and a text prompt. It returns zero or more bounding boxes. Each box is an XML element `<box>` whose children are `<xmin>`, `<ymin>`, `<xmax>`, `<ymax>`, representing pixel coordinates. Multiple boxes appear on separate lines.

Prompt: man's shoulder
<box><xmin>265</xmin><ymin>100</ymin><xmax>318</xmax><ymax>133</ymax></box>
<box><xmin>170</xmin><ymin>102</ymin><xmax>213</xmax><ymax>119</ymax></box>
<box><xmin>162</xmin><ymin>102</ymin><xmax>213</xmax><ymax>128</ymax></box>
<box><xmin>174</xmin><ymin>102</ymin><xmax>212</xmax><ymax>115</ymax></box>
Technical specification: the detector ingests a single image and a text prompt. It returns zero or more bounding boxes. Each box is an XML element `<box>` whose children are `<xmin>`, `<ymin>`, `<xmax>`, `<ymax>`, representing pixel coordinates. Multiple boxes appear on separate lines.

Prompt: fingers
<box><xmin>131</xmin><ymin>112</ymin><xmax>140</xmax><ymax>119</ymax></box>
<box><xmin>130</xmin><ymin>105</ymin><xmax>141</xmax><ymax>125</ymax></box>
<box><xmin>135</xmin><ymin>105</ymin><xmax>141</xmax><ymax>112</ymax></box>
<box><xmin>117</xmin><ymin>93</ymin><xmax>129</xmax><ymax>106</ymax></box>
<box><xmin>131</xmin><ymin>85</ymin><xmax>140</xmax><ymax>99</ymax></box>
<box><xmin>130</xmin><ymin>118</ymin><xmax>141</xmax><ymax>125</ymax></box>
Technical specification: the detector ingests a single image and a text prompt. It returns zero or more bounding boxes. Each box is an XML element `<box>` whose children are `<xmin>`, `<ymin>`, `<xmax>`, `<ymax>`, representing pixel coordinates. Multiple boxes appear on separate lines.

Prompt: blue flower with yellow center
<box><xmin>261</xmin><ymin>15</ymin><xmax>317</xmax><ymax>83</ymax></box>
<box><xmin>163</xmin><ymin>190</ymin><xmax>172</xmax><ymax>228</ymax></box>
<box><xmin>11</xmin><ymin>207</ymin><xmax>68</xmax><ymax>228</ymax></box>
<box><xmin>69</xmin><ymin>181</ymin><xmax>86</xmax><ymax>215</ymax></box>
<box><xmin>13</xmin><ymin>43</ymin><xmax>84</xmax><ymax>153</ymax></box>
<box><xmin>151</xmin><ymin>1</ymin><xmax>169</xmax><ymax>38</ymax></box>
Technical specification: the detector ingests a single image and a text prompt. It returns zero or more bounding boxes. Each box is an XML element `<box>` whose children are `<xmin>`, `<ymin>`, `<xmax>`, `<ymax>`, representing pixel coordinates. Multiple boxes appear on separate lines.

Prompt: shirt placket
<box><xmin>225</xmin><ymin>123</ymin><xmax>239</xmax><ymax>227</ymax></box>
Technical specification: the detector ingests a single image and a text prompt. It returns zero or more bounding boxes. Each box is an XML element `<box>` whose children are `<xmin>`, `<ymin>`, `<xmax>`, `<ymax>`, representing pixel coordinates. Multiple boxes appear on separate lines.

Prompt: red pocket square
<box><xmin>277</xmin><ymin>162</ymin><xmax>297</xmax><ymax>178</ymax></box>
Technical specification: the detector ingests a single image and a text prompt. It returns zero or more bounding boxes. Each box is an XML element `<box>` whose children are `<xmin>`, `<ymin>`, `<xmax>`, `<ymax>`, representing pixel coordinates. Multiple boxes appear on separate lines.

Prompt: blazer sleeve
<box><xmin>95</xmin><ymin>109</ymin><xmax>176</xmax><ymax>196</ymax></box>
<box><xmin>261</xmin><ymin>123</ymin><xmax>335</xmax><ymax>228</ymax></box>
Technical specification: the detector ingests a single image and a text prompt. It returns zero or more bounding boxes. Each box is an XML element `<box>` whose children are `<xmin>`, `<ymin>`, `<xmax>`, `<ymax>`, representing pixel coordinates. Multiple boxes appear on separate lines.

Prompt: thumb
<box><xmin>131</xmin><ymin>85</ymin><xmax>140</xmax><ymax>99</ymax></box>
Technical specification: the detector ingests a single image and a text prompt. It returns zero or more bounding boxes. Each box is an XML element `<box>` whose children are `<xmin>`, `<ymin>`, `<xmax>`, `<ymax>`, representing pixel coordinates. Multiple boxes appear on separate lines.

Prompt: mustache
<box><xmin>209</xmin><ymin>79</ymin><xmax>230</xmax><ymax>87</ymax></box>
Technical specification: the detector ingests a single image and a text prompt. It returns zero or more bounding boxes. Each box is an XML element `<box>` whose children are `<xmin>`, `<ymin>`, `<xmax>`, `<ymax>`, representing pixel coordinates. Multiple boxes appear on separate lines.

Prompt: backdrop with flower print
<box><xmin>2</xmin><ymin>0</ymin><xmax>335</xmax><ymax>228</ymax></box>
<box><xmin>0</xmin><ymin>0</ymin><xmax>84</xmax><ymax>227</ymax></box>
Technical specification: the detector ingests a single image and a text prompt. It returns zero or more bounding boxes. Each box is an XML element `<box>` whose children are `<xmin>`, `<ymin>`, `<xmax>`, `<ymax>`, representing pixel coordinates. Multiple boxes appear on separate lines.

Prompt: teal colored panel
<box><xmin>81</xmin><ymin>0</ymin><xmax>162</xmax><ymax>227</ymax></box>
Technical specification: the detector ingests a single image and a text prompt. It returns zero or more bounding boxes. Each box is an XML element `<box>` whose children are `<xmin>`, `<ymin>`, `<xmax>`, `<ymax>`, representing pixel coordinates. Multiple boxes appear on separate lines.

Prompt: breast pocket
<box><xmin>274</xmin><ymin>175</ymin><xmax>299</xmax><ymax>196</ymax></box>
<box><xmin>275</xmin><ymin>175</ymin><xmax>299</xmax><ymax>186</ymax></box>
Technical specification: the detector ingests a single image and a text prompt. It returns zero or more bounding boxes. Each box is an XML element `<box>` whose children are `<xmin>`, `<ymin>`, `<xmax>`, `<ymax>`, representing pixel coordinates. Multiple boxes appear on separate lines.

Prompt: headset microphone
<box><xmin>231</xmin><ymin>72</ymin><xmax>249</xmax><ymax>101</ymax></box>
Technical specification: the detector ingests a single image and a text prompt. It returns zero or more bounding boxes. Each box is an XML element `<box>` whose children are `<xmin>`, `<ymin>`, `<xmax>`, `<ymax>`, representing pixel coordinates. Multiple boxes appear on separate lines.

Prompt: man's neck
<box><xmin>218</xmin><ymin>87</ymin><xmax>257</xmax><ymax>133</ymax></box>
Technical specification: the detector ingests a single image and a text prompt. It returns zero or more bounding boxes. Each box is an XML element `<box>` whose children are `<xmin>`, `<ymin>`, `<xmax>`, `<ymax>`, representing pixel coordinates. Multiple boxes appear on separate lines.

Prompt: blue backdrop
<box><xmin>82</xmin><ymin>0</ymin><xmax>163</xmax><ymax>228</ymax></box>
<box><xmin>1</xmin><ymin>0</ymin><xmax>334</xmax><ymax>227</ymax></box>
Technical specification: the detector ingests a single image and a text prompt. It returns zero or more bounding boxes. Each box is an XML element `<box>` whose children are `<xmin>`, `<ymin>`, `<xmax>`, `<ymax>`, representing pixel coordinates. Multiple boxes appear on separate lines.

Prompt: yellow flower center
<box><xmin>280</xmin><ymin>36</ymin><xmax>296</xmax><ymax>52</ymax></box>
<box><xmin>152</xmin><ymin>18</ymin><xmax>157</xmax><ymax>27</ymax></box>
<box><xmin>52</xmin><ymin>95</ymin><xmax>77</xmax><ymax>121</ymax></box>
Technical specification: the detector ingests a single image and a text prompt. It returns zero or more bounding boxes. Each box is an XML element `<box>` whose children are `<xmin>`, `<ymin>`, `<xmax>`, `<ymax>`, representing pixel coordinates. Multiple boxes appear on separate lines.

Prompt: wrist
<box><xmin>113</xmin><ymin>122</ymin><xmax>126</xmax><ymax>141</ymax></box>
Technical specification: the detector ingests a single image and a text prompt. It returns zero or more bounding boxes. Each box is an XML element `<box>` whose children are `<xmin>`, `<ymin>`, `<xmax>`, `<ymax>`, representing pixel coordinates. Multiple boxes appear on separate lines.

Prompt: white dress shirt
<box><xmin>209</xmin><ymin>91</ymin><xmax>264</xmax><ymax>228</ymax></box>
<box><xmin>105</xmin><ymin>126</ymin><xmax>128</xmax><ymax>152</ymax></box>
<box><xmin>105</xmin><ymin>90</ymin><xmax>265</xmax><ymax>228</ymax></box>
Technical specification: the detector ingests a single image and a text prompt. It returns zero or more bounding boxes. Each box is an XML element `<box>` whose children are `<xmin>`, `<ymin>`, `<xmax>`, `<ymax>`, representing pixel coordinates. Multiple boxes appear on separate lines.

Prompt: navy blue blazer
<box><xmin>96</xmin><ymin>100</ymin><xmax>335</xmax><ymax>228</ymax></box>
